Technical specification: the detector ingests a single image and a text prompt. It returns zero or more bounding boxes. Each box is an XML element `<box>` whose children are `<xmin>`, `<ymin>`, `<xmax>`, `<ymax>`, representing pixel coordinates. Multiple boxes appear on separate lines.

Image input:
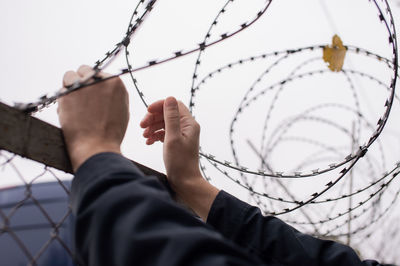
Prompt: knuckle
<box><xmin>166</xmin><ymin>112</ymin><xmax>180</xmax><ymax>121</ymax></box>
<box><xmin>77</xmin><ymin>65</ymin><xmax>87</xmax><ymax>72</ymax></box>
<box><xmin>63</xmin><ymin>71</ymin><xmax>75</xmax><ymax>83</ymax></box>
<box><xmin>112</xmin><ymin>77</ymin><xmax>127</xmax><ymax>92</ymax></box>
<box><xmin>193</xmin><ymin>120</ymin><xmax>201</xmax><ymax>132</ymax></box>
<box><xmin>64</xmin><ymin>70</ymin><xmax>75</xmax><ymax>77</ymax></box>
<box><xmin>78</xmin><ymin>65</ymin><xmax>94</xmax><ymax>77</ymax></box>
<box><xmin>167</xmin><ymin>135</ymin><xmax>181</xmax><ymax>145</ymax></box>
<box><xmin>114</xmin><ymin>76</ymin><xmax>123</xmax><ymax>84</ymax></box>
<box><xmin>165</xmin><ymin>108</ymin><xmax>180</xmax><ymax>121</ymax></box>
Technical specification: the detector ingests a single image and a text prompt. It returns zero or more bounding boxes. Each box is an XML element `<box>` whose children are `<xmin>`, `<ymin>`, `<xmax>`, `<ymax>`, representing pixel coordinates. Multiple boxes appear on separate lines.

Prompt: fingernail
<box><xmin>165</xmin><ymin>97</ymin><xmax>177</xmax><ymax>107</ymax></box>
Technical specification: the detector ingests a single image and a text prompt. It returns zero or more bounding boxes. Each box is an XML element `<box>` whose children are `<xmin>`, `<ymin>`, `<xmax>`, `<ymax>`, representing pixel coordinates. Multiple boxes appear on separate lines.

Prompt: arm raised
<box><xmin>140</xmin><ymin>97</ymin><xmax>219</xmax><ymax>221</ymax></box>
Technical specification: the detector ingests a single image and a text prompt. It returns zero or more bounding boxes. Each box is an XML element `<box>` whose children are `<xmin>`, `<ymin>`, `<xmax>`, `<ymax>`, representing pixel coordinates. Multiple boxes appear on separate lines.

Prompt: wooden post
<box><xmin>0</xmin><ymin>102</ymin><xmax>170</xmax><ymax>189</ymax></box>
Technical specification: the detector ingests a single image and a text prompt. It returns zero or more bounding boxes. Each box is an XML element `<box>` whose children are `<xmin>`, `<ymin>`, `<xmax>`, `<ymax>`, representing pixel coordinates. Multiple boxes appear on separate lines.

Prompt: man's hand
<box><xmin>58</xmin><ymin>65</ymin><xmax>129</xmax><ymax>172</ymax></box>
<box><xmin>140</xmin><ymin>97</ymin><xmax>219</xmax><ymax>221</ymax></box>
<box><xmin>140</xmin><ymin>97</ymin><xmax>201</xmax><ymax>190</ymax></box>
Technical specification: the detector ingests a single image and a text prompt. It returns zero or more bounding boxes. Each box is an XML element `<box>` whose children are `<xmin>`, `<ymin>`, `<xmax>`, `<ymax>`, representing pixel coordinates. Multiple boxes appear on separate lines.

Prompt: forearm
<box><xmin>72</xmin><ymin>153</ymin><xmax>179</xmax><ymax>265</ymax></box>
<box><xmin>71</xmin><ymin>153</ymin><xmax>263</xmax><ymax>266</ymax></box>
<box><xmin>141</xmin><ymin>97</ymin><xmax>220</xmax><ymax>222</ymax></box>
<box><xmin>173</xmin><ymin>176</ymin><xmax>220</xmax><ymax>222</ymax></box>
<box><xmin>67</xmin><ymin>140</ymin><xmax>121</xmax><ymax>172</ymax></box>
<box><xmin>207</xmin><ymin>191</ymin><xmax>382</xmax><ymax>266</ymax></box>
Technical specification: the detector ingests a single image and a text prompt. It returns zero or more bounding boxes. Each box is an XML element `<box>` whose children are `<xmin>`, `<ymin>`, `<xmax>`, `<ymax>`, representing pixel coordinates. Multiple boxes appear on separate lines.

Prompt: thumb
<box><xmin>164</xmin><ymin>97</ymin><xmax>181</xmax><ymax>140</ymax></box>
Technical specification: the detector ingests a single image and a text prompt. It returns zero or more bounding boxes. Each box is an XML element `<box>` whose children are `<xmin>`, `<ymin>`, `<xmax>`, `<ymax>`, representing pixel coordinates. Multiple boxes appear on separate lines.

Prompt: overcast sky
<box><xmin>1</xmin><ymin>0</ymin><xmax>400</xmax><ymax>263</ymax></box>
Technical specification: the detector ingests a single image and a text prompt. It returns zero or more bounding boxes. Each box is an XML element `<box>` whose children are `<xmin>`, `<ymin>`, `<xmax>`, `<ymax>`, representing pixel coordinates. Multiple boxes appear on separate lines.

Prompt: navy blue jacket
<box><xmin>71</xmin><ymin>153</ymin><xmax>385</xmax><ymax>266</ymax></box>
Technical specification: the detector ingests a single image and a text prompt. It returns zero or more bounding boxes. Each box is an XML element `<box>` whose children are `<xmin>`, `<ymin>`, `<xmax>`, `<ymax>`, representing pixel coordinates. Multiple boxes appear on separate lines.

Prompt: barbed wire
<box><xmin>15</xmin><ymin>0</ymin><xmax>273</xmax><ymax>113</ymax></box>
<box><xmin>1</xmin><ymin>0</ymin><xmax>400</xmax><ymax>264</ymax></box>
<box><xmin>188</xmin><ymin>0</ymin><xmax>400</xmax><ymax>259</ymax></box>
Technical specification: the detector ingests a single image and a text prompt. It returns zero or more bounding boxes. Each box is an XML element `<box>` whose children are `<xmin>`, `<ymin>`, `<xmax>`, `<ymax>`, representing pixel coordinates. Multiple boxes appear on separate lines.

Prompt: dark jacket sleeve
<box><xmin>207</xmin><ymin>190</ymin><xmax>385</xmax><ymax>266</ymax></box>
<box><xmin>71</xmin><ymin>153</ymin><xmax>266</xmax><ymax>266</ymax></box>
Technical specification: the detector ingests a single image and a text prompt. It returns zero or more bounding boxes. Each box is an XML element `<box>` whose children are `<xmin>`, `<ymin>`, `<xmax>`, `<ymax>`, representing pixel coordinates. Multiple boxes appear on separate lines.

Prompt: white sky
<box><xmin>1</xmin><ymin>0</ymin><xmax>400</xmax><ymax>263</ymax></box>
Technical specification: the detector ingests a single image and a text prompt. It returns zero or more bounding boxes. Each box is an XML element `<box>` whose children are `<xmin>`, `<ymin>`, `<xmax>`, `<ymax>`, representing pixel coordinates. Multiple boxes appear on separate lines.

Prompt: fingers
<box><xmin>63</xmin><ymin>65</ymin><xmax>112</xmax><ymax>89</ymax></box>
<box><xmin>141</xmin><ymin>99</ymin><xmax>192</xmax><ymax>126</ymax></box>
<box><xmin>63</xmin><ymin>71</ymin><xmax>80</xmax><ymax>87</ymax></box>
<box><xmin>177</xmin><ymin>101</ymin><xmax>192</xmax><ymax>117</ymax></box>
<box><xmin>77</xmin><ymin>65</ymin><xmax>96</xmax><ymax>80</ymax></box>
<box><xmin>146</xmin><ymin>99</ymin><xmax>191</xmax><ymax>114</ymax></box>
<box><xmin>147</xmin><ymin>99</ymin><xmax>165</xmax><ymax>114</ymax></box>
<box><xmin>140</xmin><ymin>99</ymin><xmax>166</xmax><ymax>129</ymax></box>
<box><xmin>77</xmin><ymin>64</ymin><xmax>112</xmax><ymax>82</ymax></box>
<box><xmin>145</xmin><ymin>130</ymin><xmax>165</xmax><ymax>145</ymax></box>
<box><xmin>143</xmin><ymin>120</ymin><xmax>165</xmax><ymax>138</ymax></box>
<box><xmin>141</xmin><ymin>97</ymin><xmax>193</xmax><ymax>145</ymax></box>
<box><xmin>141</xmin><ymin>118</ymin><xmax>165</xmax><ymax>145</ymax></box>
<box><xmin>140</xmin><ymin>112</ymin><xmax>164</xmax><ymax>128</ymax></box>
<box><xmin>64</xmin><ymin>65</ymin><xmax>94</xmax><ymax>88</ymax></box>
<box><xmin>163</xmin><ymin>97</ymin><xmax>181</xmax><ymax>139</ymax></box>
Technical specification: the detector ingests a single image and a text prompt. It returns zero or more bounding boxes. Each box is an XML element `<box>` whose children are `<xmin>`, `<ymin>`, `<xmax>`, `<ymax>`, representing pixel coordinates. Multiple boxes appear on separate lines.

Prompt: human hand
<box><xmin>140</xmin><ymin>97</ymin><xmax>202</xmax><ymax>190</ymax></box>
<box><xmin>57</xmin><ymin>65</ymin><xmax>129</xmax><ymax>172</ymax></box>
<box><xmin>140</xmin><ymin>97</ymin><xmax>219</xmax><ymax>221</ymax></box>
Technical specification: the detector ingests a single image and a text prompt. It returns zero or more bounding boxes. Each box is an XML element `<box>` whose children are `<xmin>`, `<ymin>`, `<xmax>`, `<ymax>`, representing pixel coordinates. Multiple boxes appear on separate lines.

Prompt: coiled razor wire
<box><xmin>2</xmin><ymin>0</ymin><xmax>400</xmax><ymax>264</ymax></box>
<box><xmin>194</xmin><ymin>43</ymin><xmax>400</xmax><ymax>244</ymax></box>
<box><xmin>15</xmin><ymin>0</ymin><xmax>273</xmax><ymax>112</ymax></box>
<box><xmin>188</xmin><ymin>0</ymin><xmax>400</xmax><ymax>256</ymax></box>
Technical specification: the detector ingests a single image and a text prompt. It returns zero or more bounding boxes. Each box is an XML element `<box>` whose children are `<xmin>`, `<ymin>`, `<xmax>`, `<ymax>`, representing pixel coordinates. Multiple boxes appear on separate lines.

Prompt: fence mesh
<box><xmin>1</xmin><ymin>0</ymin><xmax>400</xmax><ymax>265</ymax></box>
<box><xmin>0</xmin><ymin>150</ymin><xmax>75</xmax><ymax>266</ymax></box>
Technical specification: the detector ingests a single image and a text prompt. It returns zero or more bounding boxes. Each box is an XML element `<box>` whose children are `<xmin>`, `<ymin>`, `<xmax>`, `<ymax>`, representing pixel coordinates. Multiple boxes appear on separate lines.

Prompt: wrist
<box><xmin>173</xmin><ymin>175</ymin><xmax>220</xmax><ymax>222</ymax></box>
<box><xmin>171</xmin><ymin>171</ymin><xmax>203</xmax><ymax>193</ymax></box>
<box><xmin>67</xmin><ymin>138</ymin><xmax>121</xmax><ymax>172</ymax></box>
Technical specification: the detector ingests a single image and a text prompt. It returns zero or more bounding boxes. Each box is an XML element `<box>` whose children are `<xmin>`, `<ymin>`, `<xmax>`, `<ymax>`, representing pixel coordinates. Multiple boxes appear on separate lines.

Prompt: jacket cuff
<box><xmin>206</xmin><ymin>190</ymin><xmax>251</xmax><ymax>237</ymax></box>
<box><xmin>71</xmin><ymin>152</ymin><xmax>144</xmax><ymax>212</ymax></box>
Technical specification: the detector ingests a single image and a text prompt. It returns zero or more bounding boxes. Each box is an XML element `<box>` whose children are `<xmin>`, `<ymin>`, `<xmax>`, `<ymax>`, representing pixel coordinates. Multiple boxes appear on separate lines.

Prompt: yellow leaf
<box><xmin>323</xmin><ymin>35</ymin><xmax>347</xmax><ymax>72</ymax></box>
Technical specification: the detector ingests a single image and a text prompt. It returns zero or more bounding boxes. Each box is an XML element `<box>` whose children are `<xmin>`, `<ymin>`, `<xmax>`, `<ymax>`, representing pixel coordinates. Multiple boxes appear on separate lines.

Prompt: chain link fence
<box><xmin>0</xmin><ymin>102</ymin><xmax>168</xmax><ymax>266</ymax></box>
<box><xmin>0</xmin><ymin>150</ymin><xmax>75</xmax><ymax>266</ymax></box>
<box><xmin>1</xmin><ymin>0</ymin><xmax>400</xmax><ymax>264</ymax></box>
